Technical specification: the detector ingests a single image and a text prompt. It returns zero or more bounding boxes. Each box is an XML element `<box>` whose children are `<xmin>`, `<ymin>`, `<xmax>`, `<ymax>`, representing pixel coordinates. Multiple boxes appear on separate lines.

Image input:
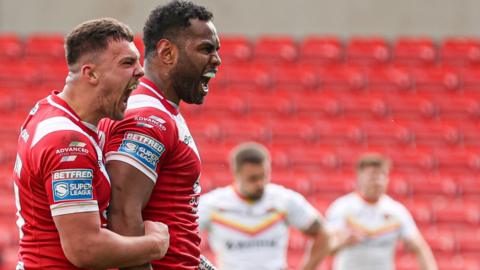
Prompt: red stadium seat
<box><xmin>24</xmin><ymin>34</ymin><xmax>65</xmax><ymax>61</ymax></box>
<box><xmin>292</xmin><ymin>94</ymin><xmax>342</xmax><ymax>117</ymax></box>
<box><xmin>433</xmin><ymin>202</ymin><xmax>480</xmax><ymax>225</ymax></box>
<box><xmin>0</xmin><ymin>61</ymin><xmax>40</xmax><ymax>88</ymax></box>
<box><xmin>299</xmin><ymin>36</ymin><xmax>343</xmax><ymax>65</ymax></box>
<box><xmin>387</xmin><ymin>148</ymin><xmax>436</xmax><ymax>173</ymax></box>
<box><xmin>346</xmin><ymin>37</ymin><xmax>391</xmax><ymax>65</ymax></box>
<box><xmin>266</xmin><ymin>121</ymin><xmax>315</xmax><ymax>144</ymax></box>
<box><xmin>218</xmin><ymin>119</ymin><xmax>269</xmax><ymax>144</ymax></box>
<box><xmin>384</xmin><ymin>95</ymin><xmax>436</xmax><ymax>120</ymax></box>
<box><xmin>312</xmin><ymin>121</ymin><xmax>364</xmax><ymax>145</ymax></box>
<box><xmin>336</xmin><ymin>94</ymin><xmax>388</xmax><ymax>119</ymax></box>
<box><xmin>408</xmin><ymin>175</ymin><xmax>458</xmax><ymax>197</ymax></box>
<box><xmin>283</xmin><ymin>146</ymin><xmax>340</xmax><ymax>171</ymax></box>
<box><xmin>441</xmin><ymin>37</ymin><xmax>480</xmax><ymax>65</ymax></box>
<box><xmin>430</xmin><ymin>95</ymin><xmax>480</xmax><ymax>120</ymax></box>
<box><xmin>271</xmin><ymin>65</ymin><xmax>319</xmax><ymax>90</ymax></box>
<box><xmin>221</xmin><ymin>64</ymin><xmax>272</xmax><ymax>88</ymax></box>
<box><xmin>218</xmin><ymin>36</ymin><xmax>253</xmax><ymax>64</ymax></box>
<box><xmin>434</xmin><ymin>150</ymin><xmax>480</xmax><ymax>173</ymax></box>
<box><xmin>196</xmin><ymin>91</ymin><xmax>247</xmax><ymax>116</ymax></box>
<box><xmin>317</xmin><ymin>65</ymin><xmax>367</xmax><ymax>90</ymax></box>
<box><xmin>402</xmin><ymin>200</ymin><xmax>434</xmax><ymax>225</ymax></box>
<box><xmin>310</xmin><ymin>173</ymin><xmax>353</xmax><ymax>195</ymax></box>
<box><xmin>393</xmin><ymin>37</ymin><xmax>437</xmax><ymax>66</ymax></box>
<box><xmin>404</xmin><ymin>121</ymin><xmax>461</xmax><ymax>147</ymax></box>
<box><xmin>409</xmin><ymin>66</ymin><xmax>461</xmax><ymax>91</ymax></box>
<box><xmin>0</xmin><ymin>34</ymin><xmax>23</xmax><ymax>60</ymax></box>
<box><xmin>445</xmin><ymin>120</ymin><xmax>480</xmax><ymax>147</ymax></box>
<box><xmin>254</xmin><ymin>36</ymin><xmax>298</xmax><ymax>64</ymax></box>
<box><xmin>360</xmin><ymin>120</ymin><xmax>413</xmax><ymax>146</ymax></box>
<box><xmin>456</xmin><ymin>175</ymin><xmax>480</xmax><ymax>198</ymax></box>
<box><xmin>246</xmin><ymin>93</ymin><xmax>294</xmax><ymax>115</ymax></box>
<box><xmin>271</xmin><ymin>170</ymin><xmax>315</xmax><ymax>195</ymax></box>
<box><xmin>38</xmin><ymin>63</ymin><xmax>69</xmax><ymax>89</ymax></box>
<box><xmin>422</xmin><ymin>227</ymin><xmax>456</xmax><ymax>253</ymax></box>
<box><xmin>437</xmin><ymin>256</ymin><xmax>480</xmax><ymax>270</ymax></box>
<box><xmin>458</xmin><ymin>67</ymin><xmax>480</xmax><ymax>90</ymax></box>
<box><xmin>366</xmin><ymin>65</ymin><xmax>412</xmax><ymax>91</ymax></box>
<box><xmin>454</xmin><ymin>228</ymin><xmax>480</xmax><ymax>253</ymax></box>
<box><xmin>186</xmin><ymin>118</ymin><xmax>222</xmax><ymax>143</ymax></box>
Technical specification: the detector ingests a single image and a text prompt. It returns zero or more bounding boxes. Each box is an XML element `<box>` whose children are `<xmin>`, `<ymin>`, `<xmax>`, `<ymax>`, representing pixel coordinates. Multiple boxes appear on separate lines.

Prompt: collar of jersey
<box><xmin>49</xmin><ymin>91</ymin><xmax>98</xmax><ymax>138</ymax></box>
<box><xmin>232</xmin><ymin>184</ymin><xmax>257</xmax><ymax>205</ymax></box>
<box><xmin>138</xmin><ymin>77</ymin><xmax>179</xmax><ymax>116</ymax></box>
<box><xmin>355</xmin><ymin>191</ymin><xmax>384</xmax><ymax>205</ymax></box>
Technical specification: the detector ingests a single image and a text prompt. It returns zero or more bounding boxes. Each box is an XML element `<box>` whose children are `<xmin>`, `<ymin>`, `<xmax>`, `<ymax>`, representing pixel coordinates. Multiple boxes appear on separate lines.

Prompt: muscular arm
<box><xmin>299</xmin><ymin>218</ymin><xmax>330</xmax><ymax>270</ymax></box>
<box><xmin>54</xmin><ymin>211</ymin><xmax>168</xmax><ymax>269</ymax></box>
<box><xmin>106</xmin><ymin>160</ymin><xmax>159</xmax><ymax>270</ymax></box>
<box><xmin>404</xmin><ymin>233</ymin><xmax>438</xmax><ymax>270</ymax></box>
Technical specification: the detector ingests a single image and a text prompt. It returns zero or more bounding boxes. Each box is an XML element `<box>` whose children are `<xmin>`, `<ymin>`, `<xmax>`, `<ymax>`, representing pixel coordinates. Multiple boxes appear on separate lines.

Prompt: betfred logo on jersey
<box><xmin>118</xmin><ymin>132</ymin><xmax>165</xmax><ymax>171</ymax></box>
<box><xmin>51</xmin><ymin>169</ymin><xmax>94</xmax><ymax>202</ymax></box>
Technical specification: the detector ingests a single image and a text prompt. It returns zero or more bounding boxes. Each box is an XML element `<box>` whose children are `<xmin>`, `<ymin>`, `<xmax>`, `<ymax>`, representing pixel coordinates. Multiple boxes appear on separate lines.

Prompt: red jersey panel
<box><xmin>14</xmin><ymin>92</ymin><xmax>111</xmax><ymax>270</ymax></box>
<box><xmin>99</xmin><ymin>78</ymin><xmax>202</xmax><ymax>270</ymax></box>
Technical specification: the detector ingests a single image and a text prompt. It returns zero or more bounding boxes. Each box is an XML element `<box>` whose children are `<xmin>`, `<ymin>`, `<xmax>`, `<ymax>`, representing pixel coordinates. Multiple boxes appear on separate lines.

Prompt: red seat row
<box><xmin>2</xmin><ymin>34</ymin><xmax>480</xmax><ymax>67</ymax></box>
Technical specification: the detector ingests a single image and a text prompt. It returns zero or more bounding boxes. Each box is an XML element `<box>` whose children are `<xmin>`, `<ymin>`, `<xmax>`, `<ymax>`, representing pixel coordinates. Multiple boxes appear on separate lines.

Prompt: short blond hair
<box><xmin>229</xmin><ymin>142</ymin><xmax>271</xmax><ymax>173</ymax></box>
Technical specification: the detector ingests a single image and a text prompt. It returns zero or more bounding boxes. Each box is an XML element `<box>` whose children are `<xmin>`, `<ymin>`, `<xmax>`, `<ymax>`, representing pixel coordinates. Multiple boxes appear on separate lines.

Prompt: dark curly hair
<box><xmin>143</xmin><ymin>0</ymin><xmax>213</xmax><ymax>59</ymax></box>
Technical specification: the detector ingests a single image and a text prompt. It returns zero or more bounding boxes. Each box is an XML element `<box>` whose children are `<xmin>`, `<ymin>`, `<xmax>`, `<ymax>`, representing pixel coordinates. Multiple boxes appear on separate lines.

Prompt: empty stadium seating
<box><xmin>0</xmin><ymin>33</ymin><xmax>479</xmax><ymax>269</ymax></box>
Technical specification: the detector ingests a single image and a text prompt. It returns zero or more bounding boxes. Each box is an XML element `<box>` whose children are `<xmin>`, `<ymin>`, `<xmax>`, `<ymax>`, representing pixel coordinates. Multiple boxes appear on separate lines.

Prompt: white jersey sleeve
<box><xmin>285</xmin><ymin>189</ymin><xmax>320</xmax><ymax>231</ymax></box>
<box><xmin>395</xmin><ymin>202</ymin><xmax>418</xmax><ymax>240</ymax></box>
<box><xmin>325</xmin><ymin>197</ymin><xmax>348</xmax><ymax>231</ymax></box>
<box><xmin>198</xmin><ymin>190</ymin><xmax>217</xmax><ymax>231</ymax></box>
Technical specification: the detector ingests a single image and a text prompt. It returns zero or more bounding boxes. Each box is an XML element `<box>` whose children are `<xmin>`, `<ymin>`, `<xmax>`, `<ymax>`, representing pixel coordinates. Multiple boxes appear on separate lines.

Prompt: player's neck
<box><xmin>356</xmin><ymin>191</ymin><xmax>381</xmax><ymax>204</ymax></box>
<box><xmin>59</xmin><ymin>84</ymin><xmax>101</xmax><ymax>126</ymax></box>
<box><xmin>144</xmin><ymin>64</ymin><xmax>180</xmax><ymax>106</ymax></box>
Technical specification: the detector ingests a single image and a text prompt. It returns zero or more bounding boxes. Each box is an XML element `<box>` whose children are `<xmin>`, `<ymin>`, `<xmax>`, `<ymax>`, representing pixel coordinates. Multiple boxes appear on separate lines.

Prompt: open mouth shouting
<box><xmin>121</xmin><ymin>80</ymin><xmax>140</xmax><ymax>109</ymax></box>
<box><xmin>200</xmin><ymin>70</ymin><xmax>216</xmax><ymax>94</ymax></box>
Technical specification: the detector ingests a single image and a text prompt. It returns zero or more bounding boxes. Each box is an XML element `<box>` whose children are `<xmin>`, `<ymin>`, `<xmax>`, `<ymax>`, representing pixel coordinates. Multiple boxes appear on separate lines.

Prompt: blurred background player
<box><xmin>325</xmin><ymin>153</ymin><xmax>437</xmax><ymax>270</ymax></box>
<box><xmin>12</xmin><ymin>18</ymin><xmax>170</xmax><ymax>270</ymax></box>
<box><xmin>98</xmin><ymin>1</ymin><xmax>221</xmax><ymax>269</ymax></box>
<box><xmin>198</xmin><ymin>142</ymin><xmax>329</xmax><ymax>270</ymax></box>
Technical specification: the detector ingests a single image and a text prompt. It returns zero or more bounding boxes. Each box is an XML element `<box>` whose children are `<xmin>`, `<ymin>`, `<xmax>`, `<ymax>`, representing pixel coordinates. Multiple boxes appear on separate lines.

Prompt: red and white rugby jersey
<box><xmin>198</xmin><ymin>183</ymin><xmax>320</xmax><ymax>270</ymax></box>
<box><xmin>99</xmin><ymin>77</ymin><xmax>202</xmax><ymax>270</ymax></box>
<box><xmin>13</xmin><ymin>92</ymin><xmax>111</xmax><ymax>270</ymax></box>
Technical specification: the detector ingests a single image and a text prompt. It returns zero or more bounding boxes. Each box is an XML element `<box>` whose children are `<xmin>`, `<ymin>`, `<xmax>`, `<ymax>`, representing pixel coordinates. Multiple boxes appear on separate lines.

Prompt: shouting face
<box><xmin>170</xmin><ymin>19</ymin><xmax>221</xmax><ymax>105</ymax></box>
<box><xmin>95</xmin><ymin>39</ymin><xmax>144</xmax><ymax>120</ymax></box>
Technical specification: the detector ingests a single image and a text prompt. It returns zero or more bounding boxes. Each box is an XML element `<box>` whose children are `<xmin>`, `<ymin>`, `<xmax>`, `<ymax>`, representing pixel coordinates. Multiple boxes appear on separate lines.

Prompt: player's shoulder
<box><xmin>100</xmin><ymin>111</ymin><xmax>175</xmax><ymax>144</ymax></box>
<box><xmin>327</xmin><ymin>192</ymin><xmax>357</xmax><ymax>211</ymax></box>
<box><xmin>380</xmin><ymin>195</ymin><xmax>410</xmax><ymax>213</ymax></box>
<box><xmin>265</xmin><ymin>183</ymin><xmax>301</xmax><ymax>199</ymax></box>
<box><xmin>31</xmin><ymin>116</ymin><xmax>92</xmax><ymax>149</ymax></box>
<box><xmin>127</xmin><ymin>93</ymin><xmax>176</xmax><ymax>122</ymax></box>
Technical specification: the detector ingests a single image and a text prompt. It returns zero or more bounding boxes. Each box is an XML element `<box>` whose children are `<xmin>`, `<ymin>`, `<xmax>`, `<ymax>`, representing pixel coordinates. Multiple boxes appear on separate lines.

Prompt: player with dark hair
<box><xmin>198</xmin><ymin>142</ymin><xmax>329</xmax><ymax>270</ymax></box>
<box><xmin>98</xmin><ymin>1</ymin><xmax>221</xmax><ymax>269</ymax></box>
<box><xmin>13</xmin><ymin>18</ymin><xmax>169</xmax><ymax>270</ymax></box>
<box><xmin>326</xmin><ymin>153</ymin><xmax>437</xmax><ymax>270</ymax></box>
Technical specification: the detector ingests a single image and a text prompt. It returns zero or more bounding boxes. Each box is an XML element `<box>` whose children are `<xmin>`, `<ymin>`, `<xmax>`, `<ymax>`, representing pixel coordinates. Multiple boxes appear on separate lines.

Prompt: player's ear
<box><xmin>80</xmin><ymin>64</ymin><xmax>99</xmax><ymax>85</ymax></box>
<box><xmin>156</xmin><ymin>39</ymin><xmax>177</xmax><ymax>65</ymax></box>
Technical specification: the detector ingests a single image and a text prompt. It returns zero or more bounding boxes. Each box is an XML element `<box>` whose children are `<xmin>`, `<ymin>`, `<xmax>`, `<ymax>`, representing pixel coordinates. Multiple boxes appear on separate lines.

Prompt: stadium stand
<box><xmin>0</xmin><ymin>34</ymin><xmax>479</xmax><ymax>270</ymax></box>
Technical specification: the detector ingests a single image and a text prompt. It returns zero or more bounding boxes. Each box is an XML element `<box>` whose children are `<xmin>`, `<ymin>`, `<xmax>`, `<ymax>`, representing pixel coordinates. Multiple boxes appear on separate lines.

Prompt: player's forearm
<box><xmin>300</xmin><ymin>230</ymin><xmax>330</xmax><ymax>270</ymax></box>
<box><xmin>65</xmin><ymin>227</ymin><xmax>166</xmax><ymax>269</ymax></box>
<box><xmin>416</xmin><ymin>246</ymin><xmax>438</xmax><ymax>270</ymax></box>
<box><xmin>108</xmin><ymin>208</ymin><xmax>153</xmax><ymax>270</ymax></box>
